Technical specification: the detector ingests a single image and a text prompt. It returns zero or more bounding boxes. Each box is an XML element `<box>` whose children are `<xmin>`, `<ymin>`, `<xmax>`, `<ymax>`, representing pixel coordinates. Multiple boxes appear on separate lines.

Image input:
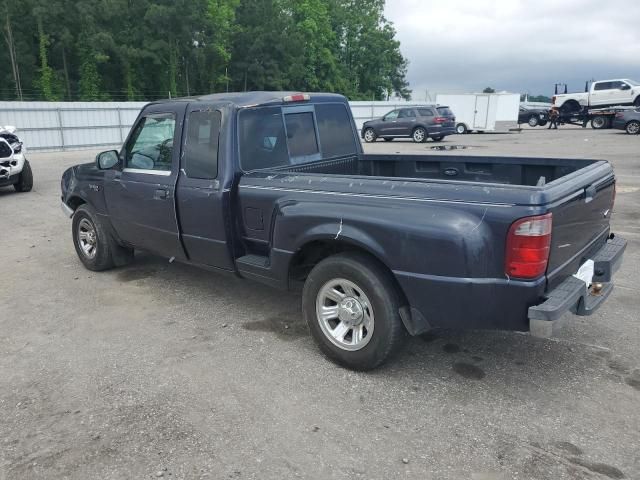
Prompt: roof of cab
<box><xmin>148</xmin><ymin>91</ymin><xmax>347</xmax><ymax>108</ymax></box>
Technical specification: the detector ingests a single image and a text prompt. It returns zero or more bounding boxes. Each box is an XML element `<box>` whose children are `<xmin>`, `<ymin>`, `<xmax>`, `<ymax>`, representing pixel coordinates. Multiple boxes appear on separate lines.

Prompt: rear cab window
<box><xmin>436</xmin><ymin>107</ymin><xmax>453</xmax><ymax>116</ymax></box>
<box><xmin>417</xmin><ymin>108</ymin><xmax>434</xmax><ymax>117</ymax></box>
<box><xmin>239</xmin><ymin>102</ymin><xmax>357</xmax><ymax>171</ymax></box>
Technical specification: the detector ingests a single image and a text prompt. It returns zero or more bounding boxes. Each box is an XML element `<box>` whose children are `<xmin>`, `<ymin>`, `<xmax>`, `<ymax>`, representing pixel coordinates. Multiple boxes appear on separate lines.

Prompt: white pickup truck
<box><xmin>553</xmin><ymin>79</ymin><xmax>640</xmax><ymax>113</ymax></box>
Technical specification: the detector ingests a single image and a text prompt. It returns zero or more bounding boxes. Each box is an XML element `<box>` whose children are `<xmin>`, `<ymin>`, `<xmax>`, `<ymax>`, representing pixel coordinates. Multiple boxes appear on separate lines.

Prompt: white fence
<box><xmin>0</xmin><ymin>100</ymin><xmax>424</xmax><ymax>152</ymax></box>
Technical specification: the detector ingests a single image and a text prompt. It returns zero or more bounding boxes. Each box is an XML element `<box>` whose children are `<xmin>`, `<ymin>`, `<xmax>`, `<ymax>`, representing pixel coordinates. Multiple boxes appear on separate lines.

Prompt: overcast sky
<box><xmin>384</xmin><ymin>0</ymin><xmax>640</xmax><ymax>100</ymax></box>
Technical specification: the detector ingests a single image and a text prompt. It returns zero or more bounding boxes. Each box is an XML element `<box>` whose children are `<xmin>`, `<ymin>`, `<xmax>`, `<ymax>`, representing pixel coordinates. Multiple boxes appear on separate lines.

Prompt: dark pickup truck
<box><xmin>61</xmin><ymin>91</ymin><xmax>626</xmax><ymax>370</ymax></box>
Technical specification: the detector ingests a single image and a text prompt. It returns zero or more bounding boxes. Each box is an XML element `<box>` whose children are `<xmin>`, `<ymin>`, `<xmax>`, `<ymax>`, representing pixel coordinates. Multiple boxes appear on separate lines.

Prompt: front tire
<box><xmin>528</xmin><ymin>115</ymin><xmax>539</xmax><ymax>127</ymax></box>
<box><xmin>634</xmin><ymin>96</ymin><xmax>640</xmax><ymax>108</ymax></box>
<box><xmin>13</xmin><ymin>159</ymin><xmax>33</xmax><ymax>192</ymax></box>
<box><xmin>591</xmin><ymin>116</ymin><xmax>608</xmax><ymax>129</ymax></box>
<box><xmin>363</xmin><ymin>128</ymin><xmax>377</xmax><ymax>143</ymax></box>
<box><xmin>456</xmin><ymin>123</ymin><xmax>467</xmax><ymax>134</ymax></box>
<box><xmin>626</xmin><ymin>121</ymin><xmax>640</xmax><ymax>135</ymax></box>
<box><xmin>72</xmin><ymin>204</ymin><xmax>129</xmax><ymax>271</ymax></box>
<box><xmin>412</xmin><ymin>127</ymin><xmax>427</xmax><ymax>143</ymax></box>
<box><xmin>302</xmin><ymin>252</ymin><xmax>405</xmax><ymax>370</ymax></box>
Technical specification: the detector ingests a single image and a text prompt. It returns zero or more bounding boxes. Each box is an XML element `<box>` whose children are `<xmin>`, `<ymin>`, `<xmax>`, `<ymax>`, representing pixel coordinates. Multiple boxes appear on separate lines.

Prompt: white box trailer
<box><xmin>435</xmin><ymin>93</ymin><xmax>520</xmax><ymax>134</ymax></box>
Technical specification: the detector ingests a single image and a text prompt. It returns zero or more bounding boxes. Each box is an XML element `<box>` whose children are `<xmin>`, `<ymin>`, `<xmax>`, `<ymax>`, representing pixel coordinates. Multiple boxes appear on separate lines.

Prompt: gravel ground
<box><xmin>1</xmin><ymin>126</ymin><xmax>639</xmax><ymax>479</ymax></box>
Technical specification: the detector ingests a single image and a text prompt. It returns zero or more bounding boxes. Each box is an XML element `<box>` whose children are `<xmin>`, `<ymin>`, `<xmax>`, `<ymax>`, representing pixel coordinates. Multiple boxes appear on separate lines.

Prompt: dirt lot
<box><xmin>1</xmin><ymin>126</ymin><xmax>639</xmax><ymax>479</ymax></box>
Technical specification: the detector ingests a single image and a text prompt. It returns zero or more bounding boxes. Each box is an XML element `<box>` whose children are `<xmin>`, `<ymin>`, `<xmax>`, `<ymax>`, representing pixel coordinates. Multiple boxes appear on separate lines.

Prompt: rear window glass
<box><xmin>315</xmin><ymin>104</ymin><xmax>357</xmax><ymax>158</ymax></box>
<box><xmin>417</xmin><ymin>108</ymin><xmax>434</xmax><ymax>116</ymax></box>
<box><xmin>239</xmin><ymin>107</ymin><xmax>289</xmax><ymax>171</ymax></box>
<box><xmin>285</xmin><ymin>112</ymin><xmax>319</xmax><ymax>159</ymax></box>
<box><xmin>436</xmin><ymin>107</ymin><xmax>453</xmax><ymax>116</ymax></box>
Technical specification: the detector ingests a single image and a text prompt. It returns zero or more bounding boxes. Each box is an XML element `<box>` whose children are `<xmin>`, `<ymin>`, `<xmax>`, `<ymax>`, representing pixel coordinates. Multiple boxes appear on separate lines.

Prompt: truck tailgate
<box><xmin>546</xmin><ymin>174</ymin><xmax>616</xmax><ymax>289</ymax></box>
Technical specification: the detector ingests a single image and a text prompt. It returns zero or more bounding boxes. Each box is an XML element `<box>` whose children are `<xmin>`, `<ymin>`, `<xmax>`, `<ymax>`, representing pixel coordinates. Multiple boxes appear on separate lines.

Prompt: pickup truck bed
<box><xmin>60</xmin><ymin>91</ymin><xmax>626</xmax><ymax>370</ymax></box>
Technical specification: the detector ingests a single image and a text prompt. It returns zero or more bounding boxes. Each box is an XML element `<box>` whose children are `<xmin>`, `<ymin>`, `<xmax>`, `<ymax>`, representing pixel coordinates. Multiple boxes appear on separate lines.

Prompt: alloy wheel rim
<box><xmin>316</xmin><ymin>278</ymin><xmax>374</xmax><ymax>351</ymax></box>
<box><xmin>628</xmin><ymin>123</ymin><xmax>640</xmax><ymax>134</ymax></box>
<box><xmin>364</xmin><ymin>129</ymin><xmax>375</xmax><ymax>142</ymax></box>
<box><xmin>414</xmin><ymin>129</ymin><xmax>425</xmax><ymax>141</ymax></box>
<box><xmin>78</xmin><ymin>218</ymin><xmax>97</xmax><ymax>259</ymax></box>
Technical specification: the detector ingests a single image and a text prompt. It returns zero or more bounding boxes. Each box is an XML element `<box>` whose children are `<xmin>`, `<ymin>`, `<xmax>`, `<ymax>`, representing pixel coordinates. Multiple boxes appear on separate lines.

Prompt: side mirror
<box><xmin>96</xmin><ymin>150</ymin><xmax>120</xmax><ymax>170</ymax></box>
<box><xmin>0</xmin><ymin>138</ymin><xmax>13</xmax><ymax>160</ymax></box>
<box><xmin>620</xmin><ymin>84</ymin><xmax>631</xmax><ymax>91</ymax></box>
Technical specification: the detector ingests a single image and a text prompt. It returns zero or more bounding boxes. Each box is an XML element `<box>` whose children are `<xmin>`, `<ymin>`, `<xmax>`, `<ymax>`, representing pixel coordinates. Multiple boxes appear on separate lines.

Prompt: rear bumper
<box><xmin>528</xmin><ymin>235</ymin><xmax>626</xmax><ymax>337</ymax></box>
<box><xmin>427</xmin><ymin>126</ymin><xmax>456</xmax><ymax>137</ymax></box>
<box><xmin>393</xmin><ymin>234</ymin><xmax>626</xmax><ymax>336</ymax></box>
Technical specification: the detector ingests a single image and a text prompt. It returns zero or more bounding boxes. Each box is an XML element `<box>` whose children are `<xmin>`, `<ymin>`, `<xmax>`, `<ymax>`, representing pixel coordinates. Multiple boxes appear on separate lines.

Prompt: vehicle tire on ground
<box><xmin>412</xmin><ymin>127</ymin><xmax>427</xmax><ymax>143</ymax></box>
<box><xmin>591</xmin><ymin>116</ymin><xmax>608</xmax><ymax>129</ymax></box>
<box><xmin>626</xmin><ymin>121</ymin><xmax>640</xmax><ymax>135</ymax></box>
<box><xmin>13</xmin><ymin>159</ymin><xmax>33</xmax><ymax>192</ymax></box>
<box><xmin>528</xmin><ymin>115</ymin><xmax>539</xmax><ymax>127</ymax></box>
<box><xmin>539</xmin><ymin>120</ymin><xmax>547</xmax><ymax>127</ymax></box>
<box><xmin>383</xmin><ymin>137</ymin><xmax>393</xmax><ymax>142</ymax></box>
<box><xmin>431</xmin><ymin>136</ymin><xmax>444</xmax><ymax>142</ymax></box>
<box><xmin>363</xmin><ymin>128</ymin><xmax>377</xmax><ymax>143</ymax></box>
<box><xmin>72</xmin><ymin>204</ymin><xmax>131</xmax><ymax>271</ymax></box>
<box><xmin>302</xmin><ymin>252</ymin><xmax>406</xmax><ymax>370</ymax></box>
<box><xmin>456</xmin><ymin>123</ymin><xmax>467</xmax><ymax>134</ymax></box>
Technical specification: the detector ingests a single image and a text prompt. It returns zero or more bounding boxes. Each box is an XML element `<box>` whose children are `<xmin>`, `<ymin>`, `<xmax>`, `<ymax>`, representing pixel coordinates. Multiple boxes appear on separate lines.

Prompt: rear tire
<box><xmin>72</xmin><ymin>204</ymin><xmax>133</xmax><ymax>271</ymax></box>
<box><xmin>591</xmin><ymin>116</ymin><xmax>608</xmax><ymax>129</ymax></box>
<box><xmin>456</xmin><ymin>123</ymin><xmax>467</xmax><ymax>134</ymax></box>
<box><xmin>527</xmin><ymin>115</ymin><xmax>539</xmax><ymax>127</ymax></box>
<box><xmin>363</xmin><ymin>128</ymin><xmax>377</xmax><ymax>143</ymax></box>
<box><xmin>412</xmin><ymin>127</ymin><xmax>427</xmax><ymax>143</ymax></box>
<box><xmin>302</xmin><ymin>252</ymin><xmax>405</xmax><ymax>370</ymax></box>
<box><xmin>13</xmin><ymin>159</ymin><xmax>33</xmax><ymax>192</ymax></box>
<box><xmin>626</xmin><ymin>121</ymin><xmax>640</xmax><ymax>135</ymax></box>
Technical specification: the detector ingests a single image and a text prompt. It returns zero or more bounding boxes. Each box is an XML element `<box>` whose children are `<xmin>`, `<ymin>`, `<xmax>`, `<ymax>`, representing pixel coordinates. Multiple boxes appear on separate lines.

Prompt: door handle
<box><xmin>154</xmin><ymin>188</ymin><xmax>169</xmax><ymax>200</ymax></box>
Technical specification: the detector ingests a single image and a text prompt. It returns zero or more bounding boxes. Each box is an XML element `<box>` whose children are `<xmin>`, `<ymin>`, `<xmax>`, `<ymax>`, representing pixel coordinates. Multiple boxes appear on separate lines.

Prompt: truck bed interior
<box><xmin>279</xmin><ymin>154</ymin><xmax>599</xmax><ymax>187</ymax></box>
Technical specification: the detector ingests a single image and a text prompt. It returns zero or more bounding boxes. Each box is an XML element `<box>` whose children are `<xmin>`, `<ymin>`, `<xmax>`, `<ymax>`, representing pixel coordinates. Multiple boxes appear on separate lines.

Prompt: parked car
<box><xmin>612</xmin><ymin>108</ymin><xmax>640</xmax><ymax>134</ymax></box>
<box><xmin>553</xmin><ymin>79</ymin><xmax>640</xmax><ymax>113</ymax></box>
<box><xmin>0</xmin><ymin>126</ymin><xmax>33</xmax><ymax>192</ymax></box>
<box><xmin>518</xmin><ymin>106</ymin><xmax>548</xmax><ymax>127</ymax></box>
<box><xmin>361</xmin><ymin>105</ymin><xmax>456</xmax><ymax>143</ymax></box>
<box><xmin>60</xmin><ymin>91</ymin><xmax>626</xmax><ymax>370</ymax></box>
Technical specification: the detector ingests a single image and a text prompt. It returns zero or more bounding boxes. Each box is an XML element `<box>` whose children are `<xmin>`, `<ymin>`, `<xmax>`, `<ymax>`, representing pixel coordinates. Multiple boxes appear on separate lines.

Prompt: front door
<box><xmin>175</xmin><ymin>105</ymin><xmax>234</xmax><ymax>270</ymax></box>
<box><xmin>104</xmin><ymin>103</ymin><xmax>186</xmax><ymax>260</ymax></box>
<box><xmin>396</xmin><ymin>108</ymin><xmax>417</xmax><ymax>135</ymax></box>
<box><xmin>378</xmin><ymin>109</ymin><xmax>399</xmax><ymax>136</ymax></box>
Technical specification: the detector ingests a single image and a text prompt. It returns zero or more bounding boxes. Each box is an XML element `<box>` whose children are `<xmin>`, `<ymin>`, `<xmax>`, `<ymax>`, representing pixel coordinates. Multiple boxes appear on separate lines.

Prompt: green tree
<box><xmin>483</xmin><ymin>87</ymin><xmax>495</xmax><ymax>93</ymax></box>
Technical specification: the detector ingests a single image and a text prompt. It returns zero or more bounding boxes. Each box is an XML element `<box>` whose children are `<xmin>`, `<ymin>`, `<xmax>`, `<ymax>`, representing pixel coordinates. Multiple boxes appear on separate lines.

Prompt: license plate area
<box><xmin>573</xmin><ymin>259</ymin><xmax>595</xmax><ymax>287</ymax></box>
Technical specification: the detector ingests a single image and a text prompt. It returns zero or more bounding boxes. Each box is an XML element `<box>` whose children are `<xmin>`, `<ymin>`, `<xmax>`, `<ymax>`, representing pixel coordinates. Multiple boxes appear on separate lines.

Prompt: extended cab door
<box><xmin>590</xmin><ymin>81</ymin><xmax>613</xmax><ymax>106</ymax></box>
<box><xmin>174</xmin><ymin>104</ymin><xmax>234</xmax><ymax>270</ymax></box>
<box><xmin>104</xmin><ymin>103</ymin><xmax>186</xmax><ymax>259</ymax></box>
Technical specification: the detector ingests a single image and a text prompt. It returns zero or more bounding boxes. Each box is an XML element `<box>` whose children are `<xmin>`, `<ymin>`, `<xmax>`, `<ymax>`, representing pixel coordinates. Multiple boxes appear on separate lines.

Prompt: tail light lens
<box><xmin>434</xmin><ymin>117</ymin><xmax>447</xmax><ymax>124</ymax></box>
<box><xmin>505</xmin><ymin>213</ymin><xmax>553</xmax><ymax>279</ymax></box>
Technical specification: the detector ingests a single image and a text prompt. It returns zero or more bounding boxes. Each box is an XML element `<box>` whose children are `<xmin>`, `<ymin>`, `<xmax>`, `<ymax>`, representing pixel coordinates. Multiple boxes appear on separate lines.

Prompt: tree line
<box><xmin>1</xmin><ymin>0</ymin><xmax>411</xmax><ymax>102</ymax></box>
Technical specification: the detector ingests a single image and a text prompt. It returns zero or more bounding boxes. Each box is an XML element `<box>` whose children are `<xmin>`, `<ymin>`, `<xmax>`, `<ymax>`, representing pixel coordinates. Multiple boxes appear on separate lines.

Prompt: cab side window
<box><xmin>183</xmin><ymin>110</ymin><xmax>221</xmax><ymax>179</ymax></box>
<box><xmin>593</xmin><ymin>82</ymin><xmax>612</xmax><ymax>91</ymax></box>
<box><xmin>125</xmin><ymin>113</ymin><xmax>176</xmax><ymax>171</ymax></box>
<box><xmin>398</xmin><ymin>109</ymin><xmax>416</xmax><ymax>118</ymax></box>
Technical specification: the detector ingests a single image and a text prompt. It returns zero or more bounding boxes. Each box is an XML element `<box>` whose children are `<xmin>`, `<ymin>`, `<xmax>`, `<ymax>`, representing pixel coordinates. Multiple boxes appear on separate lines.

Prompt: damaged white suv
<box><xmin>0</xmin><ymin>126</ymin><xmax>32</xmax><ymax>192</ymax></box>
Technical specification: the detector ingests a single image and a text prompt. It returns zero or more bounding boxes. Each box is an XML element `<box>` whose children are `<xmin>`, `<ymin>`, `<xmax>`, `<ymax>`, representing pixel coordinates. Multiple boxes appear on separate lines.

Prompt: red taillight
<box><xmin>505</xmin><ymin>213</ymin><xmax>553</xmax><ymax>279</ymax></box>
<box><xmin>283</xmin><ymin>94</ymin><xmax>310</xmax><ymax>102</ymax></box>
<box><xmin>434</xmin><ymin>117</ymin><xmax>447</xmax><ymax>123</ymax></box>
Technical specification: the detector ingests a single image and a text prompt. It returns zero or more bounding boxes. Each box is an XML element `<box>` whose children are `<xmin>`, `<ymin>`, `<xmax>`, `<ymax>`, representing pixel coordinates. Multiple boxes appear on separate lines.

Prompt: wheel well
<box><xmin>288</xmin><ymin>240</ymin><xmax>409</xmax><ymax>305</ymax></box>
<box><xmin>66</xmin><ymin>196</ymin><xmax>86</xmax><ymax>211</ymax></box>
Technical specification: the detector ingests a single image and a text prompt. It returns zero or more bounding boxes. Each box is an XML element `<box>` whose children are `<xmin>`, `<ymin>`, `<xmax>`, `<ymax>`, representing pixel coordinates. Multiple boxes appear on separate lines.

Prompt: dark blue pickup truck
<box><xmin>60</xmin><ymin>92</ymin><xmax>626</xmax><ymax>370</ymax></box>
